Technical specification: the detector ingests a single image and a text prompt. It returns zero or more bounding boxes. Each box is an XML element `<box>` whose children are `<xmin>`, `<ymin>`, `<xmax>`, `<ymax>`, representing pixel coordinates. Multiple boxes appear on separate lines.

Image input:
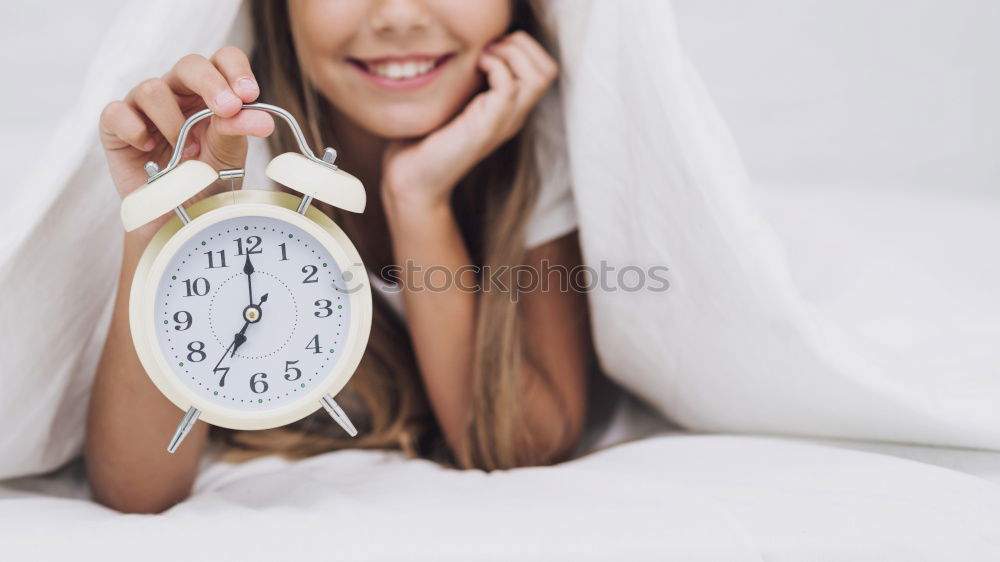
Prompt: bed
<box><xmin>3</xmin><ymin>393</ymin><xmax>999</xmax><ymax>560</ymax></box>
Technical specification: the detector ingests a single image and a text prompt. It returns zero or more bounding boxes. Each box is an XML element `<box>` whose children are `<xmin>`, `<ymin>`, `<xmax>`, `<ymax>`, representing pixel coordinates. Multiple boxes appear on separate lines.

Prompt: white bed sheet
<box><xmin>2</xmin><ymin>393</ymin><xmax>999</xmax><ymax>561</ymax></box>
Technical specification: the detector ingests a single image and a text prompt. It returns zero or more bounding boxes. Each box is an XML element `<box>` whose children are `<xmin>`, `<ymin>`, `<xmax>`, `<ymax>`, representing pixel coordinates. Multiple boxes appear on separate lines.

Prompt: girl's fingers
<box><xmin>486</xmin><ymin>41</ymin><xmax>548</xmax><ymax>105</ymax></box>
<box><xmin>210</xmin><ymin>46</ymin><xmax>260</xmax><ymax>103</ymax></box>
<box><xmin>99</xmin><ymin>100</ymin><xmax>156</xmax><ymax>151</ymax></box>
<box><xmin>506</xmin><ymin>31</ymin><xmax>559</xmax><ymax>80</ymax></box>
<box><xmin>209</xmin><ymin>110</ymin><xmax>275</xmax><ymax>138</ymax></box>
<box><xmin>477</xmin><ymin>51</ymin><xmax>518</xmax><ymax>109</ymax></box>
<box><xmin>162</xmin><ymin>53</ymin><xmax>242</xmax><ymax>117</ymax></box>
<box><xmin>126</xmin><ymin>78</ymin><xmax>186</xmax><ymax>146</ymax></box>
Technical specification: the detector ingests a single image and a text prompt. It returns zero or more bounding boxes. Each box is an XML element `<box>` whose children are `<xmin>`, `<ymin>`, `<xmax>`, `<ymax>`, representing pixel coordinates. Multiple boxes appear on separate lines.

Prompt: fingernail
<box><xmin>237</xmin><ymin>77</ymin><xmax>258</xmax><ymax>93</ymax></box>
<box><xmin>214</xmin><ymin>90</ymin><xmax>239</xmax><ymax>110</ymax></box>
<box><xmin>183</xmin><ymin>141</ymin><xmax>199</xmax><ymax>158</ymax></box>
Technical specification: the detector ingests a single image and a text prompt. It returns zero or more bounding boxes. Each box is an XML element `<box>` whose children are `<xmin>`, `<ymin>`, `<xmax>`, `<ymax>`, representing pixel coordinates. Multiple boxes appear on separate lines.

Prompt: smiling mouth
<box><xmin>347</xmin><ymin>53</ymin><xmax>454</xmax><ymax>81</ymax></box>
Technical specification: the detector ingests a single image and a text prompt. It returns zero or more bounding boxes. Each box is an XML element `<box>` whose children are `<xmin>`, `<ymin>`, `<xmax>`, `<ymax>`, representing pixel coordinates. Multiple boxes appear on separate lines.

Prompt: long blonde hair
<box><xmin>213</xmin><ymin>0</ymin><xmax>554</xmax><ymax>470</ymax></box>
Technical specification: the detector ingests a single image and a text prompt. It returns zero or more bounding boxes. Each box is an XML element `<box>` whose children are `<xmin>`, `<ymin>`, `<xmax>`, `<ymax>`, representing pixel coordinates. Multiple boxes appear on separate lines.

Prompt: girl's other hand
<box><xmin>381</xmin><ymin>31</ymin><xmax>559</xmax><ymax>212</ymax></box>
<box><xmin>98</xmin><ymin>46</ymin><xmax>275</xmax><ymax>237</ymax></box>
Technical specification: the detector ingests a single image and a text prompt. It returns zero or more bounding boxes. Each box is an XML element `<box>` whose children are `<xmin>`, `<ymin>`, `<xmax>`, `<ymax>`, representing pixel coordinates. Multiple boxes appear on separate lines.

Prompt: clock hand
<box><xmin>229</xmin><ymin>321</ymin><xmax>250</xmax><ymax>359</ymax></box>
<box><xmin>243</xmin><ymin>253</ymin><xmax>255</xmax><ymax>306</ymax></box>
<box><xmin>213</xmin><ymin>333</ymin><xmax>241</xmax><ymax>387</ymax></box>
<box><xmin>231</xmin><ymin>293</ymin><xmax>268</xmax><ymax>357</ymax></box>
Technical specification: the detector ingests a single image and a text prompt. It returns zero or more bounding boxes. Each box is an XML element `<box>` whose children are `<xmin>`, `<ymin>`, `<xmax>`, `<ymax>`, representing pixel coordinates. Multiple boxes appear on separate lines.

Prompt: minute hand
<box><xmin>213</xmin><ymin>332</ymin><xmax>241</xmax><ymax>387</ymax></box>
<box><xmin>244</xmin><ymin>254</ymin><xmax>255</xmax><ymax>305</ymax></box>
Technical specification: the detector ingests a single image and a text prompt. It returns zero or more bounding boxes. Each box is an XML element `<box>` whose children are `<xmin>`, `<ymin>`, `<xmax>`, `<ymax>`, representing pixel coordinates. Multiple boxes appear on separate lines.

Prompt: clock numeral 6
<box><xmin>234</xmin><ymin>236</ymin><xmax>262</xmax><ymax>256</ymax></box>
<box><xmin>302</xmin><ymin>265</ymin><xmax>318</xmax><ymax>284</ymax></box>
<box><xmin>250</xmin><ymin>372</ymin><xmax>269</xmax><ymax>394</ymax></box>
<box><xmin>182</xmin><ymin>277</ymin><xmax>210</xmax><ymax>297</ymax></box>
<box><xmin>173</xmin><ymin>310</ymin><xmax>192</xmax><ymax>331</ymax></box>
<box><xmin>314</xmin><ymin>299</ymin><xmax>333</xmax><ymax>318</ymax></box>
<box><xmin>186</xmin><ymin>341</ymin><xmax>206</xmax><ymax>362</ymax></box>
<box><xmin>284</xmin><ymin>360</ymin><xmax>302</xmax><ymax>381</ymax></box>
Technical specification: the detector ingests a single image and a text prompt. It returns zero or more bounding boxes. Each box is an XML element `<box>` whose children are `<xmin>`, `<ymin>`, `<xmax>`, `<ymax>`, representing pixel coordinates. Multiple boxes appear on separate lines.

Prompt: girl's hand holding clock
<box><xmin>91</xmin><ymin>47</ymin><xmax>275</xmax><ymax>512</ymax></box>
<box><xmin>98</xmin><ymin>47</ymin><xmax>274</xmax><ymax>240</ymax></box>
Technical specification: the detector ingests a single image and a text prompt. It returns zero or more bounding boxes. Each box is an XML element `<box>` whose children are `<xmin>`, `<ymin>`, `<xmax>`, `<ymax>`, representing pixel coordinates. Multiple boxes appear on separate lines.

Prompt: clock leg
<box><xmin>295</xmin><ymin>195</ymin><xmax>313</xmax><ymax>214</ymax></box>
<box><xmin>167</xmin><ymin>406</ymin><xmax>201</xmax><ymax>453</ymax></box>
<box><xmin>320</xmin><ymin>394</ymin><xmax>358</xmax><ymax>437</ymax></box>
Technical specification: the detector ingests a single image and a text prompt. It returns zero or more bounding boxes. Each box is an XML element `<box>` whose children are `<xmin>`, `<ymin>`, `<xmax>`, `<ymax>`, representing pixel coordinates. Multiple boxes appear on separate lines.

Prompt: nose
<box><xmin>369</xmin><ymin>0</ymin><xmax>431</xmax><ymax>36</ymax></box>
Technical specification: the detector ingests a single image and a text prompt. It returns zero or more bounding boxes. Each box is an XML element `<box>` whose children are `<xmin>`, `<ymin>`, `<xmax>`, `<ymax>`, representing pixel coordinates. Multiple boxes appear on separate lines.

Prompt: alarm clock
<box><xmin>121</xmin><ymin>103</ymin><xmax>372</xmax><ymax>453</ymax></box>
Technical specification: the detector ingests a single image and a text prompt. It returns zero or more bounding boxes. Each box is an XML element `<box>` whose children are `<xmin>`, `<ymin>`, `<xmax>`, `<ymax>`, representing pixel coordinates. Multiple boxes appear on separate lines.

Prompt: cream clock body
<box><xmin>121</xmin><ymin>103</ymin><xmax>370</xmax><ymax>452</ymax></box>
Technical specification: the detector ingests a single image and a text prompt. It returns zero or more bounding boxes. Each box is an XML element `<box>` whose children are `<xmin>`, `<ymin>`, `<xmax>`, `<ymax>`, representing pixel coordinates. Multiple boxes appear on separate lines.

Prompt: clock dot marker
<box><xmin>179</xmin><ymin>362</ymin><xmax>184</xmax><ymax>367</ymax></box>
<box><xmin>214</xmin><ymin>391</ymin><xmax>218</xmax><ymax>396</ymax></box>
<box><xmin>322</xmin><ymin>263</ymin><xmax>327</xmax><ymax>267</ymax></box>
<box><xmin>244</xmin><ymin>226</ymin><xmax>249</xmax><ymax>230</ymax></box>
<box><xmin>288</xmin><ymin>233</ymin><xmax>293</xmax><ymax>238</ymax></box>
<box><xmin>329</xmin><ymin>348</ymin><xmax>334</xmax><ymax>353</ymax></box>
<box><xmin>200</xmin><ymin>241</ymin><xmax>205</xmax><ymax>246</ymax></box>
<box><xmin>258</xmin><ymin>399</ymin><xmax>263</xmax><ymax>403</ymax></box>
<box><xmin>300</xmin><ymin>383</ymin><xmax>305</xmax><ymax>388</ymax></box>
<box><xmin>163</xmin><ymin>320</ymin><xmax>168</xmax><ymax>324</ymax></box>
<box><xmin>171</xmin><ymin>275</ymin><xmax>176</xmax><ymax>280</ymax></box>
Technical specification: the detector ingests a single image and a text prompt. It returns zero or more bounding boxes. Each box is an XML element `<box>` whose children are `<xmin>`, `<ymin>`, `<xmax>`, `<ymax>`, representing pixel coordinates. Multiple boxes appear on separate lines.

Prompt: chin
<box><xmin>360</xmin><ymin>102</ymin><xmax>458</xmax><ymax>139</ymax></box>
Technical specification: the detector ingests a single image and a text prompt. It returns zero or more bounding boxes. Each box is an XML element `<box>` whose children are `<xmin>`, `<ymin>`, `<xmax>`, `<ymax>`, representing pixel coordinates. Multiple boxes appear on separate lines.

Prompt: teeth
<box><xmin>368</xmin><ymin>60</ymin><xmax>436</xmax><ymax>80</ymax></box>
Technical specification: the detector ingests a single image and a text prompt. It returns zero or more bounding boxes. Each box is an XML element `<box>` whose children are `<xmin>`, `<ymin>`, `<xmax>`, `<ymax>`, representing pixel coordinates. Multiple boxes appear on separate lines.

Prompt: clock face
<box><xmin>153</xmin><ymin>214</ymin><xmax>352</xmax><ymax>411</ymax></box>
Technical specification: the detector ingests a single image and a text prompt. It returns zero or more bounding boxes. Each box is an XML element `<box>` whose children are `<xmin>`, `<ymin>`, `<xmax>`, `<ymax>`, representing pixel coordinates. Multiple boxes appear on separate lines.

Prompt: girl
<box><xmin>87</xmin><ymin>0</ymin><xmax>591</xmax><ymax>514</ymax></box>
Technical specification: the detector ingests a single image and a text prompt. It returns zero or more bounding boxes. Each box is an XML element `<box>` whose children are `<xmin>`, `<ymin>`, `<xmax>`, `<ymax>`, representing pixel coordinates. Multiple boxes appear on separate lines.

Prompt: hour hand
<box><xmin>231</xmin><ymin>332</ymin><xmax>247</xmax><ymax>357</ymax></box>
<box><xmin>231</xmin><ymin>293</ymin><xmax>267</xmax><ymax>357</ymax></box>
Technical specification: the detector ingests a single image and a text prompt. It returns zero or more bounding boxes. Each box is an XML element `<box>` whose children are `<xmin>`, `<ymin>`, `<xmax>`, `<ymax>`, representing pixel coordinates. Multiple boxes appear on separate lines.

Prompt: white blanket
<box><xmin>3</xmin><ymin>425</ymin><xmax>999</xmax><ymax>561</ymax></box>
<box><xmin>549</xmin><ymin>0</ymin><xmax>1000</xmax><ymax>450</ymax></box>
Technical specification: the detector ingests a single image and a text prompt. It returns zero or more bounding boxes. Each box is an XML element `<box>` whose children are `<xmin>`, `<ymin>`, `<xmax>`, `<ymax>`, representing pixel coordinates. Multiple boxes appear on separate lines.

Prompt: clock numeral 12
<box><xmin>234</xmin><ymin>236</ymin><xmax>262</xmax><ymax>256</ymax></box>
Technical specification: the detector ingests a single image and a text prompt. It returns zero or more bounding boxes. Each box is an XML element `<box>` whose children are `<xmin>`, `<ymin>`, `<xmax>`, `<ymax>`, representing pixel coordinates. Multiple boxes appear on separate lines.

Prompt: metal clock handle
<box><xmin>143</xmin><ymin>103</ymin><xmax>338</xmax><ymax>225</ymax></box>
<box><xmin>146</xmin><ymin>102</ymin><xmax>337</xmax><ymax>183</ymax></box>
